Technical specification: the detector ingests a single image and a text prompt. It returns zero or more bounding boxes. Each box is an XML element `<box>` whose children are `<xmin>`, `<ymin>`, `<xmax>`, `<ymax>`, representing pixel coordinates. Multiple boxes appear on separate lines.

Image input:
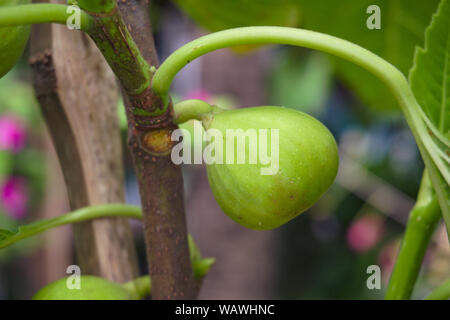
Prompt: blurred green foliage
<box><xmin>172</xmin><ymin>0</ymin><xmax>300</xmax><ymax>32</ymax></box>
<box><xmin>297</xmin><ymin>0</ymin><xmax>440</xmax><ymax>111</ymax></box>
<box><xmin>270</xmin><ymin>50</ymin><xmax>332</xmax><ymax>116</ymax></box>
<box><xmin>409</xmin><ymin>0</ymin><xmax>450</xmax><ymax>135</ymax></box>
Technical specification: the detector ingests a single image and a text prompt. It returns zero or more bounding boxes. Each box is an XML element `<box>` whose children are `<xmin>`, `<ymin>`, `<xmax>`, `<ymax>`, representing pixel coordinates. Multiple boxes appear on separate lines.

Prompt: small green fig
<box><xmin>204</xmin><ymin>106</ymin><xmax>339</xmax><ymax>230</ymax></box>
<box><xmin>32</xmin><ymin>276</ymin><xmax>136</xmax><ymax>300</ymax></box>
<box><xmin>32</xmin><ymin>235</ymin><xmax>213</xmax><ymax>300</ymax></box>
<box><xmin>0</xmin><ymin>0</ymin><xmax>31</xmax><ymax>79</ymax></box>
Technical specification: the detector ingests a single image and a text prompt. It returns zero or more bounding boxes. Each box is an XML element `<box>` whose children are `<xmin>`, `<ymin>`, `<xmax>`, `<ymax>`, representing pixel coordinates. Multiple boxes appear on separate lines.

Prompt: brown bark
<box><xmin>118</xmin><ymin>0</ymin><xmax>197</xmax><ymax>299</ymax></box>
<box><xmin>29</xmin><ymin>0</ymin><xmax>138</xmax><ymax>283</ymax></box>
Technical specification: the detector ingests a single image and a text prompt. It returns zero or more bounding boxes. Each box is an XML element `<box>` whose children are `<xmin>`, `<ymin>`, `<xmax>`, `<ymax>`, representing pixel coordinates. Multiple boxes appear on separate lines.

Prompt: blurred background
<box><xmin>0</xmin><ymin>0</ymin><xmax>449</xmax><ymax>299</ymax></box>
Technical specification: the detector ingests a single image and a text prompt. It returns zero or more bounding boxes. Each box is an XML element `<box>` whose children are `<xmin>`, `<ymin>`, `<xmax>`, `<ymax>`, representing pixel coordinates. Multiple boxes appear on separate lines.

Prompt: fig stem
<box><xmin>151</xmin><ymin>26</ymin><xmax>449</xmax><ymax>238</ymax></box>
<box><xmin>0</xmin><ymin>204</ymin><xmax>142</xmax><ymax>249</ymax></box>
<box><xmin>0</xmin><ymin>4</ymin><xmax>93</xmax><ymax>31</ymax></box>
<box><xmin>386</xmin><ymin>171</ymin><xmax>441</xmax><ymax>300</ymax></box>
<box><xmin>152</xmin><ymin>27</ymin><xmax>404</xmax><ymax>109</ymax></box>
<box><xmin>172</xmin><ymin>99</ymin><xmax>224</xmax><ymax>124</ymax></box>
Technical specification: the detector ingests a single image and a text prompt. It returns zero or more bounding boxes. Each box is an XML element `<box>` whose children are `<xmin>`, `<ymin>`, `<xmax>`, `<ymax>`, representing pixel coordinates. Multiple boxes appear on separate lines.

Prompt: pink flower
<box><xmin>183</xmin><ymin>89</ymin><xmax>213</xmax><ymax>103</ymax></box>
<box><xmin>346</xmin><ymin>214</ymin><xmax>384</xmax><ymax>253</ymax></box>
<box><xmin>0</xmin><ymin>177</ymin><xmax>29</xmax><ymax>220</ymax></box>
<box><xmin>0</xmin><ymin>115</ymin><xmax>27</xmax><ymax>153</ymax></box>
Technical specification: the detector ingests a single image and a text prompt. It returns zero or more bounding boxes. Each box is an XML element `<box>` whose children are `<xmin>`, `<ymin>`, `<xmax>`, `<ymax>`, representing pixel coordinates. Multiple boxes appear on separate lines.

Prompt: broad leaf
<box><xmin>409</xmin><ymin>0</ymin><xmax>450</xmax><ymax>237</ymax></box>
<box><xmin>172</xmin><ymin>0</ymin><xmax>300</xmax><ymax>33</ymax></box>
<box><xmin>298</xmin><ymin>0</ymin><xmax>440</xmax><ymax>111</ymax></box>
<box><xmin>410</xmin><ymin>0</ymin><xmax>450</xmax><ymax>136</ymax></box>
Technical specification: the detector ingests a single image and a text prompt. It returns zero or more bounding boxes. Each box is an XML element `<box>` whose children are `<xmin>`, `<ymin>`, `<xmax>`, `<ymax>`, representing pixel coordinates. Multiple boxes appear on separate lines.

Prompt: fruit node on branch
<box><xmin>127</xmin><ymin>87</ymin><xmax>174</xmax><ymax>129</ymax></box>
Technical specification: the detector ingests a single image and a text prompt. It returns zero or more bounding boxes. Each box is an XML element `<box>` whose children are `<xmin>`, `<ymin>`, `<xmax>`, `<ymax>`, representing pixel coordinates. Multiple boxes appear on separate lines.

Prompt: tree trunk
<box><xmin>29</xmin><ymin>0</ymin><xmax>138</xmax><ymax>283</ymax></box>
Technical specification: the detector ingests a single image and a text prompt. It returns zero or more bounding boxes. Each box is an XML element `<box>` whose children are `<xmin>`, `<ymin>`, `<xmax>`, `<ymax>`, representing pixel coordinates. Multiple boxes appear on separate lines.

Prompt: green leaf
<box><xmin>410</xmin><ymin>0</ymin><xmax>450</xmax><ymax>136</ymax></box>
<box><xmin>172</xmin><ymin>0</ymin><xmax>300</xmax><ymax>34</ymax></box>
<box><xmin>407</xmin><ymin>0</ymin><xmax>450</xmax><ymax>238</ymax></box>
<box><xmin>0</xmin><ymin>0</ymin><xmax>31</xmax><ymax>79</ymax></box>
<box><xmin>298</xmin><ymin>0</ymin><xmax>440</xmax><ymax>111</ymax></box>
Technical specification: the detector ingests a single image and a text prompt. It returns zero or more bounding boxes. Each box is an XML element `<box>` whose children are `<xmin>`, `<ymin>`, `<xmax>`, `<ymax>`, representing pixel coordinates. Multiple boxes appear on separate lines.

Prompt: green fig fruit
<box><xmin>32</xmin><ymin>275</ymin><xmax>136</xmax><ymax>300</ymax></box>
<box><xmin>204</xmin><ymin>106</ymin><xmax>339</xmax><ymax>230</ymax></box>
<box><xmin>0</xmin><ymin>0</ymin><xmax>31</xmax><ymax>79</ymax></box>
<box><xmin>32</xmin><ymin>235</ymin><xmax>214</xmax><ymax>300</ymax></box>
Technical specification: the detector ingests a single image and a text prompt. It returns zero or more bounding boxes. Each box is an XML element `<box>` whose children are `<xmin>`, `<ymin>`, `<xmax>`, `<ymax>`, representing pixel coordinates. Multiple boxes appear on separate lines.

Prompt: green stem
<box><xmin>123</xmin><ymin>275</ymin><xmax>151</xmax><ymax>300</ymax></box>
<box><xmin>0</xmin><ymin>204</ymin><xmax>142</xmax><ymax>249</ymax></box>
<box><xmin>425</xmin><ymin>278</ymin><xmax>450</xmax><ymax>300</ymax></box>
<box><xmin>0</xmin><ymin>204</ymin><xmax>214</xmax><ymax>297</ymax></box>
<box><xmin>386</xmin><ymin>172</ymin><xmax>441</xmax><ymax>300</ymax></box>
<box><xmin>172</xmin><ymin>99</ymin><xmax>224</xmax><ymax>124</ymax></box>
<box><xmin>152</xmin><ymin>26</ymin><xmax>450</xmax><ymax>237</ymax></box>
<box><xmin>0</xmin><ymin>4</ymin><xmax>92</xmax><ymax>31</ymax></box>
<box><xmin>152</xmin><ymin>27</ymin><xmax>406</xmax><ymax>110</ymax></box>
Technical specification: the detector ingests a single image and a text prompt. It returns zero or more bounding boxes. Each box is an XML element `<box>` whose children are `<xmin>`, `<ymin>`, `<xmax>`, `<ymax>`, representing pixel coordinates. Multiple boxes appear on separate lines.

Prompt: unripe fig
<box><xmin>204</xmin><ymin>106</ymin><xmax>338</xmax><ymax>230</ymax></box>
<box><xmin>32</xmin><ymin>276</ymin><xmax>135</xmax><ymax>300</ymax></box>
<box><xmin>0</xmin><ymin>0</ymin><xmax>31</xmax><ymax>79</ymax></box>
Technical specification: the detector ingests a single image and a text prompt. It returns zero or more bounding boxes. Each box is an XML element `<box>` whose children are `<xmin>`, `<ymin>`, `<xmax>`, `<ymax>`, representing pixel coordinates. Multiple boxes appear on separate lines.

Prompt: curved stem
<box><xmin>152</xmin><ymin>26</ymin><xmax>449</xmax><ymax>237</ymax></box>
<box><xmin>0</xmin><ymin>204</ymin><xmax>142</xmax><ymax>249</ymax></box>
<box><xmin>152</xmin><ymin>27</ymin><xmax>404</xmax><ymax>110</ymax></box>
<box><xmin>425</xmin><ymin>278</ymin><xmax>450</xmax><ymax>300</ymax></box>
<box><xmin>386</xmin><ymin>172</ymin><xmax>441</xmax><ymax>300</ymax></box>
<box><xmin>0</xmin><ymin>4</ymin><xmax>93</xmax><ymax>31</ymax></box>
